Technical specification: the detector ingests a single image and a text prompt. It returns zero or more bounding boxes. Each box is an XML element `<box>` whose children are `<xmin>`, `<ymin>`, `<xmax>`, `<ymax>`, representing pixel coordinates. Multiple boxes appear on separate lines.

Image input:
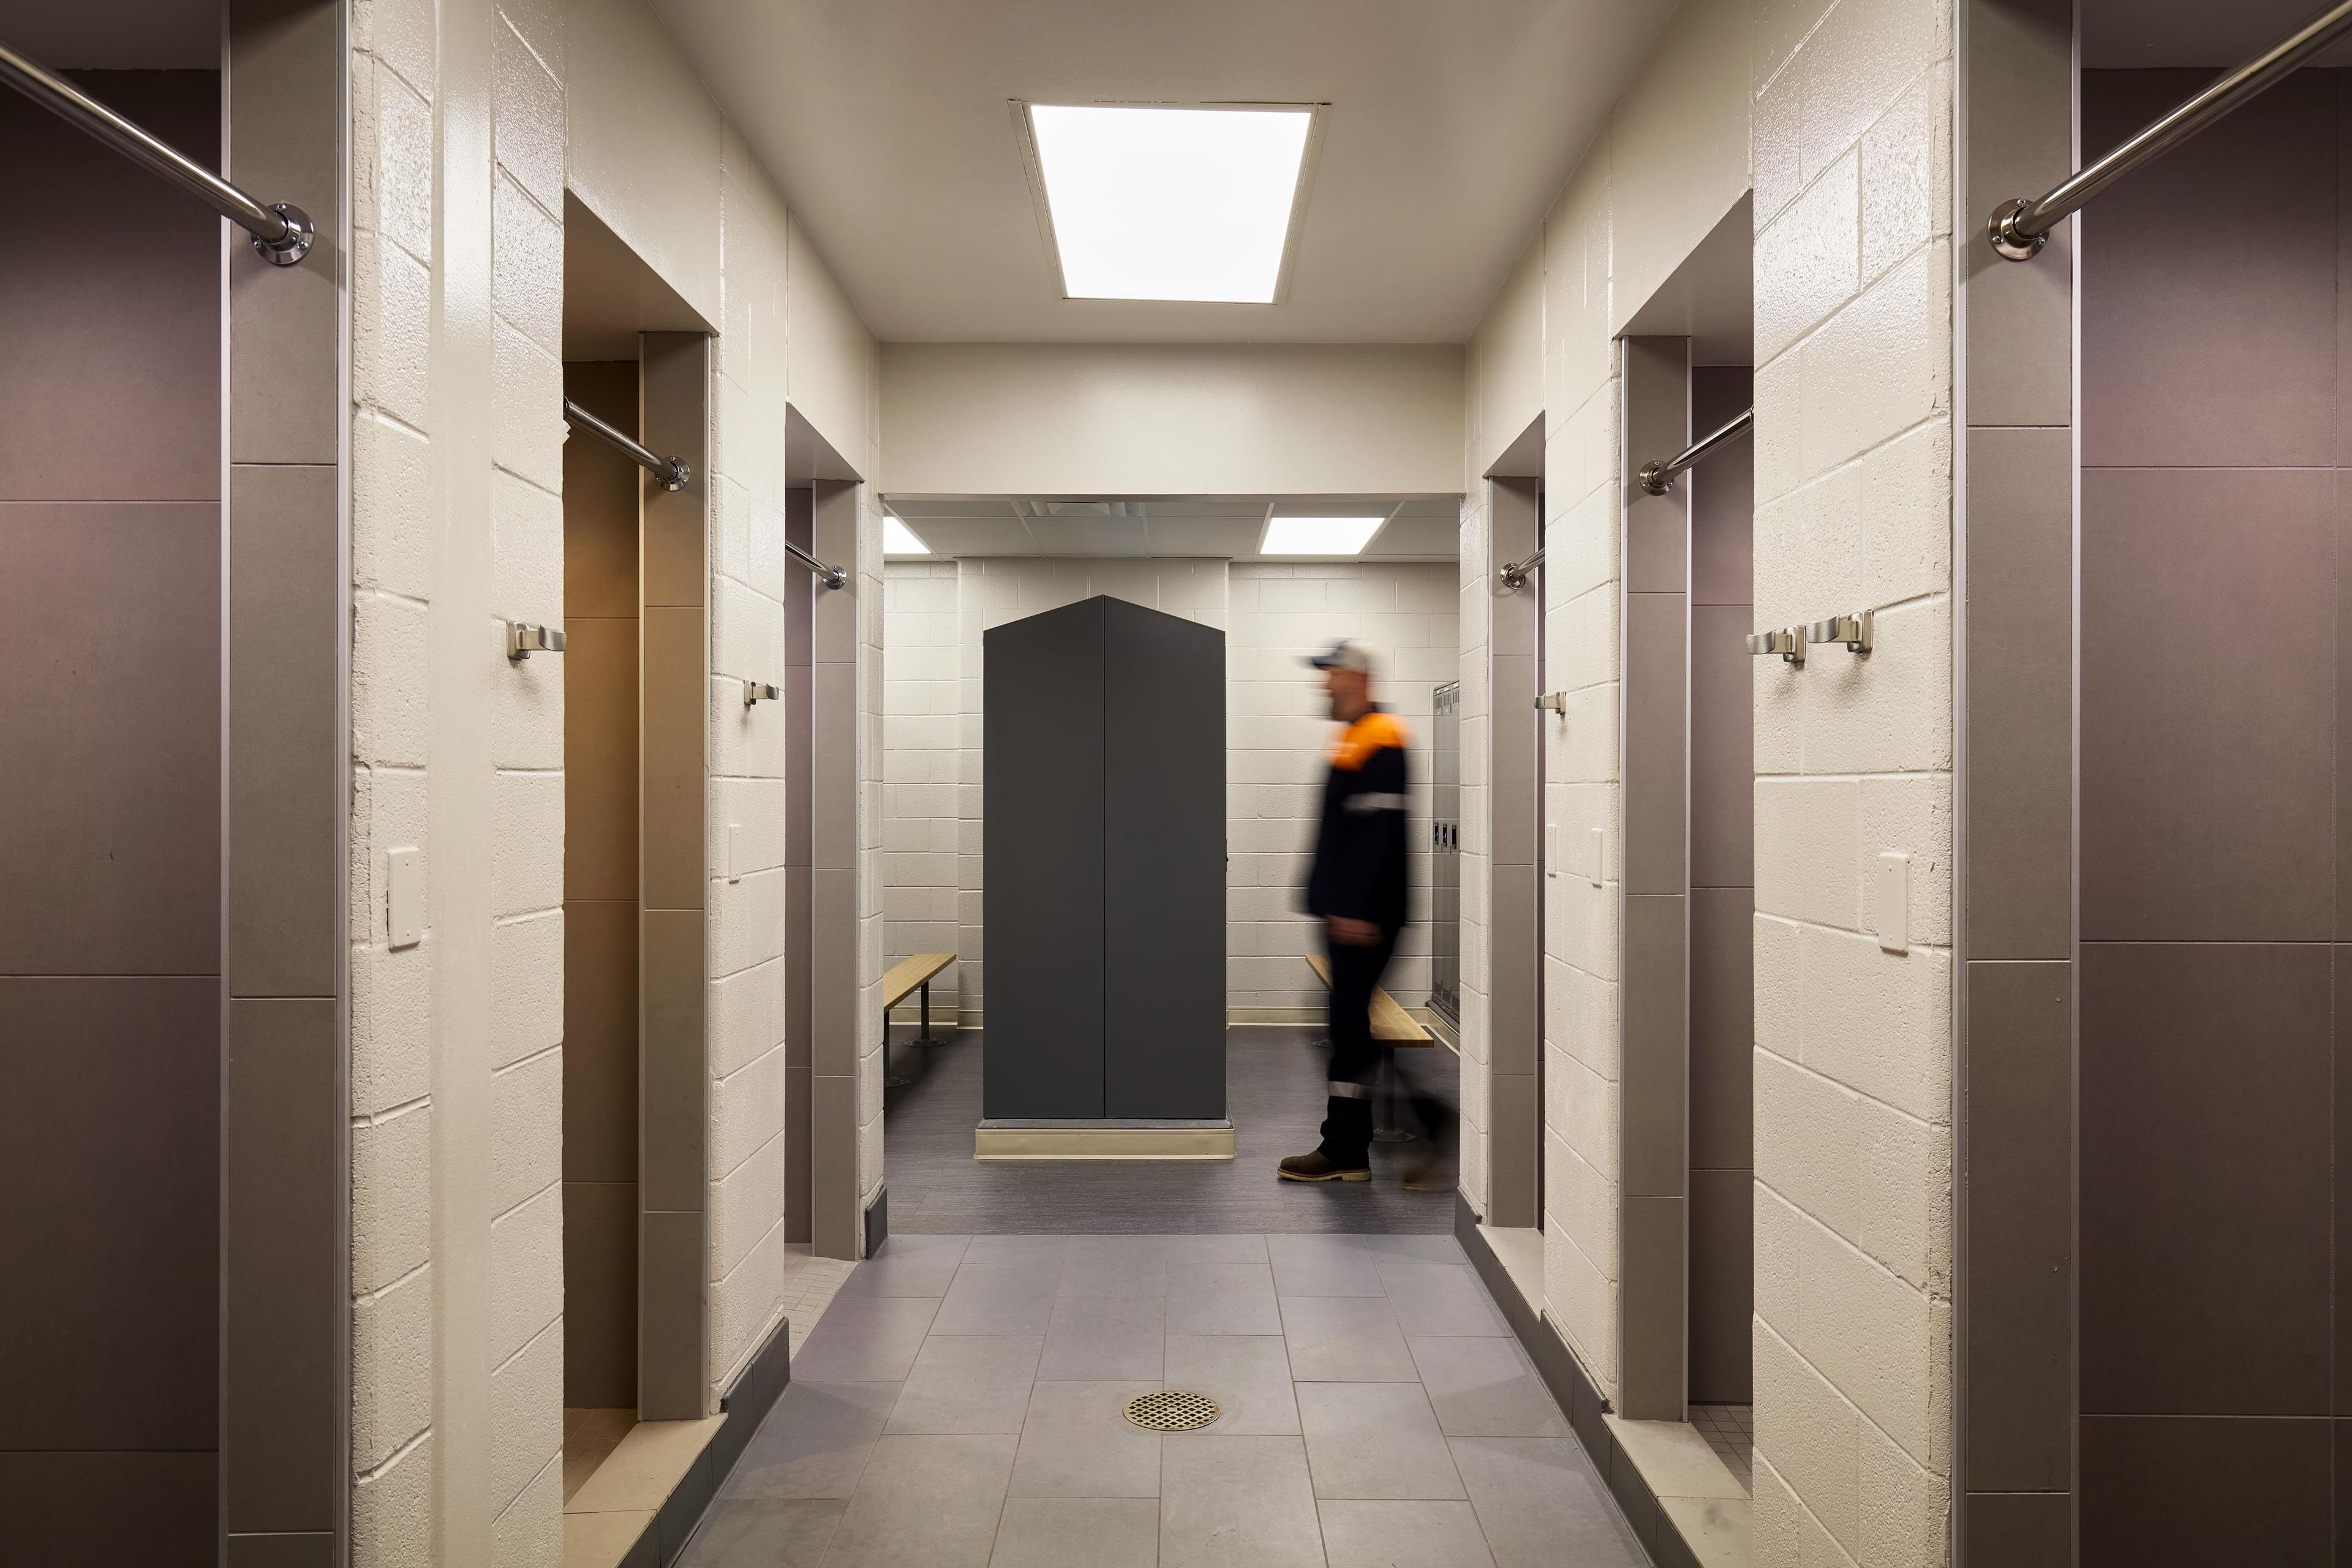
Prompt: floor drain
<box><xmin>1123</xmin><ymin>1389</ymin><xmax>1221</xmax><ymax>1432</ymax></box>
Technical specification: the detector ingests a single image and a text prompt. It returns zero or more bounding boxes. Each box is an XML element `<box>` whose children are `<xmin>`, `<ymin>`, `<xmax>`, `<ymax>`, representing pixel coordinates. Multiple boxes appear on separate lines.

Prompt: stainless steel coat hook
<box><xmin>743</xmin><ymin>680</ymin><xmax>782</xmax><ymax>707</ymax></box>
<box><xmin>1806</xmin><ymin>611</ymin><xmax>1874</xmax><ymax>654</ymax></box>
<box><xmin>1746</xmin><ymin>625</ymin><xmax>1806</xmax><ymax>666</ymax></box>
<box><xmin>507</xmin><ymin>622</ymin><xmax>565</xmax><ymax>660</ymax></box>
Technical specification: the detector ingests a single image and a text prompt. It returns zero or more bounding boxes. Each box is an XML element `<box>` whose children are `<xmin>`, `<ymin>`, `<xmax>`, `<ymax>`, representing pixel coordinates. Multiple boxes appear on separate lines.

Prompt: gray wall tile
<box><xmin>2080</xmin><ymin>944</ymin><xmax>2330</xmax><ymax>1415</ymax></box>
<box><xmin>0</xmin><ymin>503</ymin><xmax>221</xmax><ymax>974</ymax></box>
<box><xmin>0</xmin><ymin>75</ymin><xmax>221</xmax><ymax>501</ymax></box>
<box><xmin>643</xmin><ymin>606</ymin><xmax>709</xmax><ymax>914</ymax></box>
<box><xmin>0</xmin><ymin>979</ymin><xmax>219</xmax><ymax>1450</ymax></box>
<box><xmin>1963</xmin><ymin>1492</ymin><xmax>2070</xmax><ymax>1568</ymax></box>
<box><xmin>1619</xmin><ymin>1196</ymin><xmax>1686</xmax><ymax>1422</ymax></box>
<box><xmin>1964</xmin><ymin>0</ymin><xmax>2075</xmax><ymax>428</ymax></box>
<box><xmin>228</xmin><ymin>464</ymin><xmax>340</xmax><ymax>997</ymax></box>
<box><xmin>1621</xmin><ymin>593</ymin><xmax>1688</xmax><ymax>897</ymax></box>
<box><xmin>1688</xmin><ymin>368</ymin><xmax>1752</xmax><ymax>608</ymax></box>
<box><xmin>565</xmin><ymin>1178</ymin><xmax>639</xmax><ymax>1409</ymax></box>
<box><xmin>224</xmin><ymin>999</ymin><xmax>337</xmax><ymax>1531</ymax></box>
<box><xmin>564</xmin><ymin>900</ymin><xmax>639</xmax><ymax>1180</ymax></box>
<box><xmin>227</xmin><ymin>1532</ymin><xmax>335</xmax><ymax>1568</ymax></box>
<box><xmin>1686</xmin><ymin>887</ymin><xmax>1752</xmax><ymax>1173</ymax></box>
<box><xmin>2082</xmin><ymin>71</ymin><xmax>2338</xmax><ymax>469</ymax></box>
<box><xmin>641</xmin><ymin>909</ymin><xmax>709</xmax><ymax>1214</ymax></box>
<box><xmin>565</xmin><ymin>617</ymin><xmax>641</xmax><ymax>905</ymax></box>
<box><xmin>1621</xmin><ymin>894</ymin><xmax>1688</xmax><ymax>1199</ymax></box>
<box><xmin>1621</xmin><ymin>337</ymin><xmax>1690</xmax><ymax>595</ymax></box>
<box><xmin>1965</xmin><ymin>961</ymin><xmax>2072</xmax><ymax>1489</ymax></box>
<box><xmin>0</xmin><ymin>1452</ymin><xmax>216</xmax><ymax>1566</ymax></box>
<box><xmin>228</xmin><ymin>0</ymin><xmax>341</xmax><ymax>466</ymax></box>
<box><xmin>2080</xmin><ymin>1415</ymin><xmax>2330</xmax><ymax>1567</ymax></box>
<box><xmin>1687</xmin><ymin>608</ymin><xmax>1753</xmax><ymax>892</ymax></box>
<box><xmin>564</xmin><ymin>361</ymin><xmax>645</xmax><ymax>619</ymax></box>
<box><xmin>2080</xmin><ymin>467</ymin><xmax>2334</xmax><ymax>942</ymax></box>
<box><xmin>641</xmin><ymin>1208</ymin><xmax>707</xmax><ymax>1421</ymax></box>
<box><xmin>1686</xmin><ymin>1170</ymin><xmax>1749</xmax><ymax>1404</ymax></box>
<box><xmin>641</xmin><ymin>333</ymin><xmax>710</xmax><ymax>609</ymax></box>
<box><xmin>1964</xmin><ymin>428</ymin><xmax>2073</xmax><ymax>961</ymax></box>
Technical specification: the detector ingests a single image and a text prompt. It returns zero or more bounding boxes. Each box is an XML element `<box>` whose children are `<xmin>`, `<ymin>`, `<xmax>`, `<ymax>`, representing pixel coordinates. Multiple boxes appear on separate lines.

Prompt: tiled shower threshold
<box><xmin>1458</xmin><ymin>1205</ymin><xmax>1751</xmax><ymax>1568</ymax></box>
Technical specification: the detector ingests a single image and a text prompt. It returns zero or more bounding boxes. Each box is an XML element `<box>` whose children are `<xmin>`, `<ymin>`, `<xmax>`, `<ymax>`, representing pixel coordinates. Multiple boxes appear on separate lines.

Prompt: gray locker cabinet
<box><xmin>983</xmin><ymin>595</ymin><xmax>1226</xmax><ymax>1122</ymax></box>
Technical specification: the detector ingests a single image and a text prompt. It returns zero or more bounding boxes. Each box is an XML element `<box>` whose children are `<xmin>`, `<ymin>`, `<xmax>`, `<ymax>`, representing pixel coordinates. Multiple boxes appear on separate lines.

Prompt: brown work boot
<box><xmin>1279</xmin><ymin>1151</ymin><xmax>1371</xmax><ymax>1183</ymax></box>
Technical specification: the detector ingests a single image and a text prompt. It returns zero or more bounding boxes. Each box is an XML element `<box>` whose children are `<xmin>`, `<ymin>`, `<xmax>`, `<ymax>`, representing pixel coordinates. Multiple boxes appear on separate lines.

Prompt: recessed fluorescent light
<box><xmin>1027</xmin><ymin>104</ymin><xmax>1315</xmax><ymax>303</ymax></box>
<box><xmin>883</xmin><ymin>514</ymin><xmax>931</xmax><ymax>554</ymax></box>
<box><xmin>1261</xmin><ymin>516</ymin><xmax>1384</xmax><ymax>556</ymax></box>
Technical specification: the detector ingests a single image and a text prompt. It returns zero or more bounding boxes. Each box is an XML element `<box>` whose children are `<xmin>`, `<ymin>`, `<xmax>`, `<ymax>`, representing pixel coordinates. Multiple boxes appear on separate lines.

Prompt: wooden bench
<box><xmin>1303</xmin><ymin>953</ymin><xmax>1433</xmax><ymax>1046</ymax></box>
<box><xmin>881</xmin><ymin>954</ymin><xmax>957</xmax><ymax>1087</ymax></box>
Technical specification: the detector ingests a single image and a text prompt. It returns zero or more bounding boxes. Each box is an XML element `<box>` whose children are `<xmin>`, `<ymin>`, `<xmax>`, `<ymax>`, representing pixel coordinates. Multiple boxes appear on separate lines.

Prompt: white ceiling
<box><xmin>646</xmin><ymin>0</ymin><xmax>1676</xmax><ymax>344</ymax></box>
<box><xmin>884</xmin><ymin>496</ymin><xmax>1459</xmax><ymax>560</ymax></box>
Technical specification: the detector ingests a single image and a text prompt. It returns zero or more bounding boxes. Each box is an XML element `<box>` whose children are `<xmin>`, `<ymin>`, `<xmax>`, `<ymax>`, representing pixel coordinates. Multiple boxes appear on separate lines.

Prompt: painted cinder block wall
<box><xmin>1456</xmin><ymin>0</ymin><xmax>1959</xmax><ymax>1561</ymax></box>
<box><xmin>345</xmin><ymin>0</ymin><xmax>884</xmax><ymax>1558</ymax></box>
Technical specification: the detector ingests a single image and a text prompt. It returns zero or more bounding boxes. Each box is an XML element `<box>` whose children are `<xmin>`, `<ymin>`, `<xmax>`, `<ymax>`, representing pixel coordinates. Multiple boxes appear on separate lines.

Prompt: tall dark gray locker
<box><xmin>984</xmin><ymin>595</ymin><xmax>1226</xmax><ymax>1124</ymax></box>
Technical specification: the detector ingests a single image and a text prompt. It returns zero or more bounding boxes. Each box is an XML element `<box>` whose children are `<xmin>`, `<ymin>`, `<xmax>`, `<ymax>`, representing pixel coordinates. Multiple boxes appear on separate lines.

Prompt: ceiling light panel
<box><xmin>1027</xmin><ymin>104</ymin><xmax>1315</xmax><ymax>304</ymax></box>
<box><xmin>883</xmin><ymin>514</ymin><xmax>933</xmax><ymax>554</ymax></box>
<box><xmin>1261</xmin><ymin>516</ymin><xmax>1385</xmax><ymax>556</ymax></box>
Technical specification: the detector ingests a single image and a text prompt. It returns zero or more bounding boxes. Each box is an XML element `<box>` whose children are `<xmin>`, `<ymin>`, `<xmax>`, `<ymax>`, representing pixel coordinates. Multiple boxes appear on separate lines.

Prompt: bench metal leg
<box><xmin>883</xmin><ymin>1008</ymin><xmax>910</xmax><ymax>1090</ymax></box>
<box><xmin>910</xmin><ymin>979</ymin><xmax>949</xmax><ymax>1049</ymax></box>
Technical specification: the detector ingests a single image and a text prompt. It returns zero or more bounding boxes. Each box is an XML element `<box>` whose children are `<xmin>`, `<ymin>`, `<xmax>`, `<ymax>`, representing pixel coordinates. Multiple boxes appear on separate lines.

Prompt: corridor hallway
<box><xmin>679</xmin><ymin>1232</ymin><xmax>1645</xmax><ymax>1567</ymax></box>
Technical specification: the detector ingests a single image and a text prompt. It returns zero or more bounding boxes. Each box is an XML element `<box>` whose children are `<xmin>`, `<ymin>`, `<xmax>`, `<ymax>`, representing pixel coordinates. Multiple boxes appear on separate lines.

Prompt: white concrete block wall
<box><xmin>858</xmin><ymin>486</ymin><xmax>890</xmax><ymax>1215</ymax></box>
<box><xmin>882</xmin><ymin>562</ymin><xmax>964</xmax><ymax>1013</ymax></box>
<box><xmin>1224</xmin><ymin>563</ymin><xmax>1457</xmax><ymax>1012</ymax></box>
<box><xmin>1536</xmin><ymin>140</ymin><xmax>1627</xmax><ymax>1393</ymax></box>
<box><xmin>704</xmin><ymin>125</ymin><xmax>796</xmax><ymax>1403</ymax></box>
<box><xmin>1746</xmin><ymin>2</ymin><xmax>1955</xmax><ymax>1562</ymax></box>
<box><xmin>348</xmin><ymin>0</ymin><xmax>888</xmax><ymax>1552</ymax></box>
<box><xmin>1454</xmin><ymin>496</ymin><xmax>1493</xmax><ymax>1216</ymax></box>
<box><xmin>1449</xmin><ymin>2</ymin><xmax>1956</xmax><ymax>1556</ymax></box>
<box><xmin>347</xmin><ymin>1</ymin><xmax>440</xmax><ymax>1559</ymax></box>
<box><xmin>486</xmin><ymin>2</ymin><xmax>568</xmax><ymax>1557</ymax></box>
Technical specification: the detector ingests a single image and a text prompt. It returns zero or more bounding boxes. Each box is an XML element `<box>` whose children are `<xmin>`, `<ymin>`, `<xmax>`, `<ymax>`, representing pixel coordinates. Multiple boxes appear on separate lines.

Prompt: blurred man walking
<box><xmin>1281</xmin><ymin>639</ymin><xmax>1412</xmax><ymax>1183</ymax></box>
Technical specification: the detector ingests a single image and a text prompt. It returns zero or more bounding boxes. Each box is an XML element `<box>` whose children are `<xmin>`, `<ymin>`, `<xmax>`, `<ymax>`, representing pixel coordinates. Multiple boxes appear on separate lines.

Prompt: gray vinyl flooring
<box><xmin>880</xmin><ymin>1023</ymin><xmax>1459</xmax><ymax>1235</ymax></box>
<box><xmin>680</xmin><ymin>1232</ymin><xmax>1648</xmax><ymax>1568</ymax></box>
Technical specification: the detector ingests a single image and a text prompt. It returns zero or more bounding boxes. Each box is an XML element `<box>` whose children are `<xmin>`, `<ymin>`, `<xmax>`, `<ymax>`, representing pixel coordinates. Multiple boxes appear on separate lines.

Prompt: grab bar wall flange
<box><xmin>562</xmin><ymin>398</ymin><xmax>692</xmax><ymax>492</ymax></box>
<box><xmin>0</xmin><ymin>39</ymin><xmax>312</xmax><ymax>265</ymax></box>
<box><xmin>1638</xmin><ymin>407</ymin><xmax>1754</xmax><ymax>496</ymax></box>
<box><xmin>1988</xmin><ymin>0</ymin><xmax>2352</xmax><ymax>261</ymax></box>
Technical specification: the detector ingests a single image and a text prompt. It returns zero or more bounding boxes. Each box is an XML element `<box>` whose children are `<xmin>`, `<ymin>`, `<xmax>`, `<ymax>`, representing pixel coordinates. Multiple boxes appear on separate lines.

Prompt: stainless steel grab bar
<box><xmin>1638</xmin><ymin>407</ymin><xmax>1753</xmax><ymax>496</ymax></box>
<box><xmin>1497</xmin><ymin>547</ymin><xmax>1545</xmax><ymax>592</ymax></box>
<box><xmin>562</xmin><ymin>398</ymin><xmax>692</xmax><ymax>492</ymax></box>
<box><xmin>1989</xmin><ymin>0</ymin><xmax>2352</xmax><ymax>260</ymax></box>
<box><xmin>0</xmin><ymin>38</ymin><xmax>312</xmax><ymax>265</ymax></box>
<box><xmin>560</xmin><ymin>399</ymin><xmax>849</xmax><ymax>589</ymax></box>
<box><xmin>787</xmin><ymin>539</ymin><xmax>848</xmax><ymax>591</ymax></box>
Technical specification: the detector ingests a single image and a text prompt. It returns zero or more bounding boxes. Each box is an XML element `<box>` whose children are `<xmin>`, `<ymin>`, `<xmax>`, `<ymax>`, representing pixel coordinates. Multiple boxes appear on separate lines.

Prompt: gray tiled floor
<box><xmin>682</xmin><ymin>1232</ymin><xmax>1648</xmax><ymax>1567</ymax></box>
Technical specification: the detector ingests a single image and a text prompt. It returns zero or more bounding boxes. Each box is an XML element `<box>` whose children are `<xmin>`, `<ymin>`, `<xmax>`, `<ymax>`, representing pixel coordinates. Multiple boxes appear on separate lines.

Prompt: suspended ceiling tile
<box><xmin>1019</xmin><ymin>516</ymin><xmax>1150</xmax><ymax>555</ymax></box>
<box><xmin>902</xmin><ymin>517</ymin><xmax>1038</xmax><ymax>555</ymax></box>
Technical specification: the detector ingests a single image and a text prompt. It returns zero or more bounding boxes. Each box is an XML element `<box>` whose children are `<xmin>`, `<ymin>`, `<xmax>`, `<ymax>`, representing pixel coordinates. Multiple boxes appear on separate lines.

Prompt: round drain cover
<box><xmin>1123</xmin><ymin>1389</ymin><xmax>1221</xmax><ymax>1432</ymax></box>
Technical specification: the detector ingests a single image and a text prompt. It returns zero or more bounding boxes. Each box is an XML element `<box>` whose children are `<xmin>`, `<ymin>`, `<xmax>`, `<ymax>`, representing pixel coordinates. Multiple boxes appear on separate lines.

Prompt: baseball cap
<box><xmin>1306</xmin><ymin>638</ymin><xmax>1377</xmax><ymax>676</ymax></box>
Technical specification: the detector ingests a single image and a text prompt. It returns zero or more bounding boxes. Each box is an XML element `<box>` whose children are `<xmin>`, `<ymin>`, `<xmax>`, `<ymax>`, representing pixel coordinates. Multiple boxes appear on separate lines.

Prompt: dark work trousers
<box><xmin>1316</xmin><ymin>924</ymin><xmax>1400</xmax><ymax>1167</ymax></box>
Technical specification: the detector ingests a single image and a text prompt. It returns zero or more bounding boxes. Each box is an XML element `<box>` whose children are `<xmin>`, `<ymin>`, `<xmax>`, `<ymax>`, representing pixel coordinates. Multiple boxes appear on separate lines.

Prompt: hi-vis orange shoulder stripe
<box><xmin>1329</xmin><ymin>710</ymin><xmax>1411</xmax><ymax>770</ymax></box>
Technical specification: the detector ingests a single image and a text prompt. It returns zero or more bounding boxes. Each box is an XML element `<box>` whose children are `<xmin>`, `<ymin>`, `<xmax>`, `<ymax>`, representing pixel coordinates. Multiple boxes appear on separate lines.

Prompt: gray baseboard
<box><xmin>1455</xmin><ymin>1194</ymin><xmax>1711</xmax><ymax>1568</ymax></box>
<box><xmin>652</xmin><ymin>1311</ymin><xmax>796</xmax><ymax>1566</ymax></box>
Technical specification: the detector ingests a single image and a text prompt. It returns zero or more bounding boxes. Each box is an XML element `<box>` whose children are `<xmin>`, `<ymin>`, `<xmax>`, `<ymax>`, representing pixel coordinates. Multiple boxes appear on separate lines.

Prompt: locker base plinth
<box><xmin>974</xmin><ymin>1120</ymin><xmax>1236</xmax><ymax>1161</ymax></box>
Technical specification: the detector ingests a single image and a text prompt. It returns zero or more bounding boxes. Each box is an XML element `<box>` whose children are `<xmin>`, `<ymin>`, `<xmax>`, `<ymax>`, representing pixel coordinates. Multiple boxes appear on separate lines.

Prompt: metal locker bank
<box><xmin>977</xmin><ymin>595</ymin><xmax>1230</xmax><ymax>1159</ymax></box>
